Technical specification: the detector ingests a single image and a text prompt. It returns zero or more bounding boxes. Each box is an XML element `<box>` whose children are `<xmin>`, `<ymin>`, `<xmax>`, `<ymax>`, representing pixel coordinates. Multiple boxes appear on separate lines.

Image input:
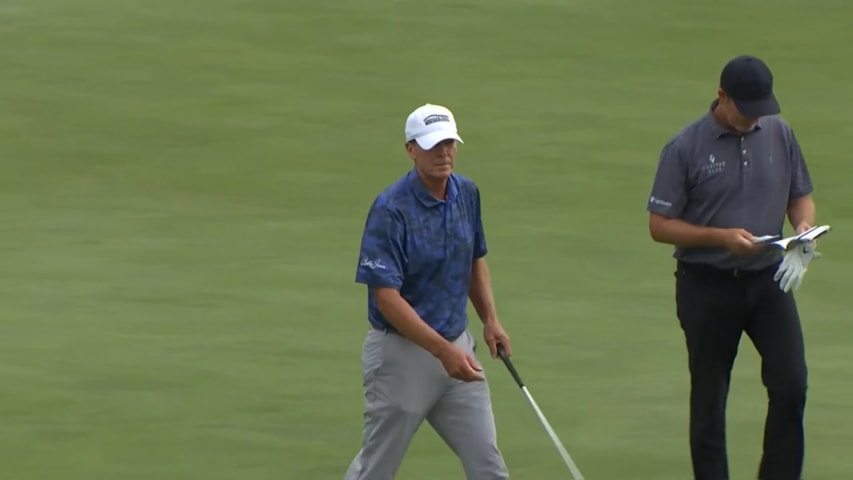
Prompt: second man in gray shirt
<box><xmin>647</xmin><ymin>54</ymin><xmax>818</xmax><ymax>480</ymax></box>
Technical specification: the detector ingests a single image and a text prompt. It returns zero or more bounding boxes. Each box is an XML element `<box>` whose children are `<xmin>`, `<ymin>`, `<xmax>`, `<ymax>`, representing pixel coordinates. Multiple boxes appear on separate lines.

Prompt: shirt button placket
<box><xmin>443</xmin><ymin>203</ymin><xmax>450</xmax><ymax>259</ymax></box>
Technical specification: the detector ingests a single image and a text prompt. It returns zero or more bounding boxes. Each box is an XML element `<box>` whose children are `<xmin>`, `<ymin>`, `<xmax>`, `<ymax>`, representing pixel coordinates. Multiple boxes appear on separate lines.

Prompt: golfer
<box><xmin>646</xmin><ymin>54</ymin><xmax>820</xmax><ymax>480</ymax></box>
<box><xmin>344</xmin><ymin>103</ymin><xmax>513</xmax><ymax>480</ymax></box>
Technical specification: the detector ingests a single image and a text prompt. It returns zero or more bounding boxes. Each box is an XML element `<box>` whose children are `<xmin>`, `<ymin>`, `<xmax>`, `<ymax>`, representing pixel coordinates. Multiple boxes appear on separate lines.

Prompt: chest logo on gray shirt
<box><xmin>701</xmin><ymin>154</ymin><xmax>726</xmax><ymax>175</ymax></box>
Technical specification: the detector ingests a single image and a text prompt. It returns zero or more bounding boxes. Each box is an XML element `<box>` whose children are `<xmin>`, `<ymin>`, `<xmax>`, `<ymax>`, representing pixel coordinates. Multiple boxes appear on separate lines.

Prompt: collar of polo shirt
<box><xmin>708</xmin><ymin>99</ymin><xmax>765</xmax><ymax>138</ymax></box>
<box><xmin>407</xmin><ymin>169</ymin><xmax>459</xmax><ymax>207</ymax></box>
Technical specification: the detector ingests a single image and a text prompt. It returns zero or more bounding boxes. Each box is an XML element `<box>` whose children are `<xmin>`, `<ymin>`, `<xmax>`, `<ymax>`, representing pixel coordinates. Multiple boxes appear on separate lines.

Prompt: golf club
<box><xmin>497</xmin><ymin>345</ymin><xmax>585</xmax><ymax>480</ymax></box>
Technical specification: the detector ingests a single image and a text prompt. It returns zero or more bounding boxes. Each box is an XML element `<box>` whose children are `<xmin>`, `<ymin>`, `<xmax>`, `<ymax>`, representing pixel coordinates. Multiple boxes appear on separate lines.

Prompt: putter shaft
<box><xmin>497</xmin><ymin>346</ymin><xmax>585</xmax><ymax>480</ymax></box>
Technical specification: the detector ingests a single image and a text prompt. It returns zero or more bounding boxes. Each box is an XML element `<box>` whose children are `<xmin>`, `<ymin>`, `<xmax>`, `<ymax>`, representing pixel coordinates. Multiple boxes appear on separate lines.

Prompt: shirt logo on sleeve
<box><xmin>360</xmin><ymin>256</ymin><xmax>387</xmax><ymax>270</ymax></box>
<box><xmin>649</xmin><ymin>195</ymin><xmax>673</xmax><ymax>208</ymax></box>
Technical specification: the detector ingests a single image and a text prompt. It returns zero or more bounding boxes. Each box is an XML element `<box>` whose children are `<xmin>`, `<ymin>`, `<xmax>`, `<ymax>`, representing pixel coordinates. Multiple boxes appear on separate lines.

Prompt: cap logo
<box><xmin>423</xmin><ymin>114</ymin><xmax>450</xmax><ymax>125</ymax></box>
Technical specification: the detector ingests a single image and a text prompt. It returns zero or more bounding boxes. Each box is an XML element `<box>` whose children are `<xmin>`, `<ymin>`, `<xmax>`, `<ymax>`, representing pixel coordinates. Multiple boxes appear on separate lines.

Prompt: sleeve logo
<box><xmin>649</xmin><ymin>195</ymin><xmax>673</xmax><ymax>207</ymax></box>
<box><xmin>360</xmin><ymin>256</ymin><xmax>387</xmax><ymax>270</ymax></box>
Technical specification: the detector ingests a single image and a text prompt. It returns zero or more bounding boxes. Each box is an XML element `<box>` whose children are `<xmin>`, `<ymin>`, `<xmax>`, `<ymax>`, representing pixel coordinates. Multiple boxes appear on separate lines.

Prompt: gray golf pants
<box><xmin>344</xmin><ymin>327</ymin><xmax>509</xmax><ymax>480</ymax></box>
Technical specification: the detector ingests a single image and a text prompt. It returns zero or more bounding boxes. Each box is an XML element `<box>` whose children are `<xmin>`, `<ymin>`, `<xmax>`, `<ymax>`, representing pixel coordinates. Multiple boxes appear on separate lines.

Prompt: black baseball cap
<box><xmin>719</xmin><ymin>55</ymin><xmax>781</xmax><ymax>118</ymax></box>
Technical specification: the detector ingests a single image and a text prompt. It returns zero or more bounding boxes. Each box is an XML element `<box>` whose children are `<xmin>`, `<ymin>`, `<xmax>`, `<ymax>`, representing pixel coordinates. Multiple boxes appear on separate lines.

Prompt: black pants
<box><xmin>675</xmin><ymin>261</ymin><xmax>807</xmax><ymax>480</ymax></box>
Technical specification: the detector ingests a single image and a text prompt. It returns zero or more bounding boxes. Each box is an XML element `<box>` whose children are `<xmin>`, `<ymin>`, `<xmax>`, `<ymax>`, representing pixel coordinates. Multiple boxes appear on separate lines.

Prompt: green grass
<box><xmin>2</xmin><ymin>0</ymin><xmax>852</xmax><ymax>478</ymax></box>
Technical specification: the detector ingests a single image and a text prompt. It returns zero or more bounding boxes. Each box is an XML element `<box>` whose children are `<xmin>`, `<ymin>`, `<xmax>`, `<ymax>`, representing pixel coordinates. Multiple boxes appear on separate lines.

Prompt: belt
<box><xmin>677</xmin><ymin>261</ymin><xmax>777</xmax><ymax>279</ymax></box>
<box><xmin>370</xmin><ymin>324</ymin><xmax>463</xmax><ymax>342</ymax></box>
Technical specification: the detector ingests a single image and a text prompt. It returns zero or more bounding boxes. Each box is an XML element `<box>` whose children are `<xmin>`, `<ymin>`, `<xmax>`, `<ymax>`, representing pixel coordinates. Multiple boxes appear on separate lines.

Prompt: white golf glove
<box><xmin>773</xmin><ymin>241</ymin><xmax>821</xmax><ymax>293</ymax></box>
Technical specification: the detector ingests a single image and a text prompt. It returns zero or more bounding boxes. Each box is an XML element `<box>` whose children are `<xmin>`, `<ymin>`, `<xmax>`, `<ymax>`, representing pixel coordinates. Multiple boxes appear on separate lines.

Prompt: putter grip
<box><xmin>497</xmin><ymin>345</ymin><xmax>525</xmax><ymax>388</ymax></box>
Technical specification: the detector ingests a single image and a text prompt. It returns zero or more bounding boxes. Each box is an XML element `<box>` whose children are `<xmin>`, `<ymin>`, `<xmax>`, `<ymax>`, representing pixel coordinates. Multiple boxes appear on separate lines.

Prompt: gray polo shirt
<box><xmin>647</xmin><ymin>101</ymin><xmax>814</xmax><ymax>270</ymax></box>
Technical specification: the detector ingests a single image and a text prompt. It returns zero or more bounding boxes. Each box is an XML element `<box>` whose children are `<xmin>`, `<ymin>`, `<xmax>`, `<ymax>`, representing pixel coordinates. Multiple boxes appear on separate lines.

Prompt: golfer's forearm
<box><xmin>468</xmin><ymin>258</ymin><xmax>498</xmax><ymax>325</ymax></box>
<box><xmin>374</xmin><ymin>288</ymin><xmax>452</xmax><ymax>357</ymax></box>
<box><xmin>787</xmin><ymin>195</ymin><xmax>815</xmax><ymax>231</ymax></box>
<box><xmin>649</xmin><ymin>215</ymin><xmax>727</xmax><ymax>248</ymax></box>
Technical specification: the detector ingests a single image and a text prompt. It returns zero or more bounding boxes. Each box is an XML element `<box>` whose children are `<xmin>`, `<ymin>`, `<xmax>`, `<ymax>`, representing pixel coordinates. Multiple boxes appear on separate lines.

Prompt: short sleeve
<box><xmin>647</xmin><ymin>138</ymin><xmax>689</xmax><ymax>218</ymax></box>
<box><xmin>355</xmin><ymin>203</ymin><xmax>406</xmax><ymax>289</ymax></box>
<box><xmin>473</xmin><ymin>186</ymin><xmax>488</xmax><ymax>259</ymax></box>
<box><xmin>787</xmin><ymin>127</ymin><xmax>814</xmax><ymax>199</ymax></box>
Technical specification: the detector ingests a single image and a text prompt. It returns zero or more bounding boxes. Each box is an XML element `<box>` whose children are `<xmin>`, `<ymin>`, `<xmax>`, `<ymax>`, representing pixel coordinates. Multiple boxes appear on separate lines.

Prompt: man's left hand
<box><xmin>796</xmin><ymin>223</ymin><xmax>813</xmax><ymax>235</ymax></box>
<box><xmin>483</xmin><ymin>320</ymin><xmax>511</xmax><ymax>359</ymax></box>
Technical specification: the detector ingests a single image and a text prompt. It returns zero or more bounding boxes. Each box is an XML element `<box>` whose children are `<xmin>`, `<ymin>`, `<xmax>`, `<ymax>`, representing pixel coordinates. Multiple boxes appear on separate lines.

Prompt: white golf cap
<box><xmin>404</xmin><ymin>103</ymin><xmax>464</xmax><ymax>150</ymax></box>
